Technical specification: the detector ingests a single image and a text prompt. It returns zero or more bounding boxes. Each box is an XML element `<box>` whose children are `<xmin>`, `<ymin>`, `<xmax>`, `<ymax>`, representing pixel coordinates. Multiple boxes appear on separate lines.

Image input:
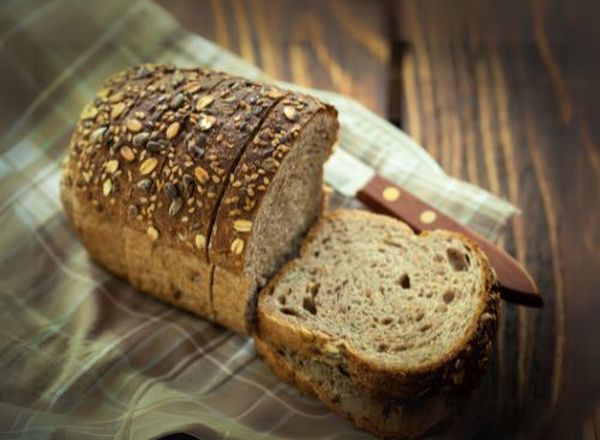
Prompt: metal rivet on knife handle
<box><xmin>420</xmin><ymin>210</ymin><xmax>437</xmax><ymax>224</ymax></box>
<box><xmin>382</xmin><ymin>186</ymin><xmax>401</xmax><ymax>201</ymax></box>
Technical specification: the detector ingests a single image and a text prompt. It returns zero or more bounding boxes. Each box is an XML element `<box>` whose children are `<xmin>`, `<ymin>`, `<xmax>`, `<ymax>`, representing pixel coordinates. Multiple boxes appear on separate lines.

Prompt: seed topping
<box><xmin>230</xmin><ymin>238</ymin><xmax>245</xmax><ymax>255</ymax></box>
<box><xmin>195</xmin><ymin>234</ymin><xmax>206</xmax><ymax>250</ymax></box>
<box><xmin>102</xmin><ymin>179</ymin><xmax>112</xmax><ymax>196</ymax></box>
<box><xmin>163</xmin><ymin>182</ymin><xmax>178</xmax><ymax>199</ymax></box>
<box><xmin>111</xmin><ymin>102</ymin><xmax>126</xmax><ymax>119</ymax></box>
<box><xmin>139</xmin><ymin>157</ymin><xmax>158</xmax><ymax>175</ymax></box>
<box><xmin>198</xmin><ymin>114</ymin><xmax>216</xmax><ymax>131</ymax></box>
<box><xmin>283</xmin><ymin>106</ymin><xmax>297</xmax><ymax>121</ymax></box>
<box><xmin>120</xmin><ymin>146</ymin><xmax>135</xmax><ymax>162</ymax></box>
<box><xmin>132</xmin><ymin>132</ymin><xmax>149</xmax><ymax>147</ymax></box>
<box><xmin>233</xmin><ymin>219</ymin><xmax>252</xmax><ymax>232</ymax></box>
<box><xmin>166</xmin><ymin>122</ymin><xmax>180</xmax><ymax>139</ymax></box>
<box><xmin>195</xmin><ymin>95</ymin><xmax>214</xmax><ymax>111</ymax></box>
<box><xmin>127</xmin><ymin>118</ymin><xmax>142</xmax><ymax>132</ymax></box>
<box><xmin>90</xmin><ymin>126</ymin><xmax>107</xmax><ymax>143</ymax></box>
<box><xmin>147</xmin><ymin>226</ymin><xmax>159</xmax><ymax>241</ymax></box>
<box><xmin>169</xmin><ymin>198</ymin><xmax>183</xmax><ymax>217</ymax></box>
<box><xmin>194</xmin><ymin>166</ymin><xmax>209</xmax><ymax>183</ymax></box>
<box><xmin>105</xmin><ymin>160</ymin><xmax>119</xmax><ymax>174</ymax></box>
<box><xmin>136</xmin><ymin>178</ymin><xmax>153</xmax><ymax>192</ymax></box>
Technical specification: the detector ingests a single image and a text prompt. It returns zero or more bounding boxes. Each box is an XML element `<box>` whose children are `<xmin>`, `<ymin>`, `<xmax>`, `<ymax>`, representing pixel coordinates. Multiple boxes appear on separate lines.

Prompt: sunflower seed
<box><xmin>90</xmin><ymin>126</ymin><xmax>107</xmax><ymax>143</ymax></box>
<box><xmin>168</xmin><ymin>198</ymin><xmax>183</xmax><ymax>217</ymax></box>
<box><xmin>170</xmin><ymin>93</ymin><xmax>184</xmax><ymax>109</ymax></box>
<box><xmin>108</xmin><ymin>92</ymin><xmax>124</xmax><ymax>103</ymax></box>
<box><xmin>188</xmin><ymin>144</ymin><xmax>205</xmax><ymax>158</ymax></box>
<box><xmin>182</xmin><ymin>174</ymin><xmax>195</xmax><ymax>195</ymax></box>
<box><xmin>184</xmin><ymin>82</ymin><xmax>202</xmax><ymax>94</ymax></box>
<box><xmin>146</xmin><ymin>140</ymin><xmax>164</xmax><ymax>153</ymax></box>
<box><xmin>163</xmin><ymin>182</ymin><xmax>179</xmax><ymax>199</ymax></box>
<box><xmin>136</xmin><ymin>178</ymin><xmax>153</xmax><ymax>192</ymax></box>
<box><xmin>263</xmin><ymin>157</ymin><xmax>280</xmax><ymax>172</ymax></box>
<box><xmin>267</xmin><ymin>89</ymin><xmax>282</xmax><ymax>99</ymax></box>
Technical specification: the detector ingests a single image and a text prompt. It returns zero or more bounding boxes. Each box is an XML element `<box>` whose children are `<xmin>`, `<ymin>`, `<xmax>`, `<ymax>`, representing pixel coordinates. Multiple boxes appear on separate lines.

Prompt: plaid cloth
<box><xmin>0</xmin><ymin>0</ymin><xmax>516</xmax><ymax>439</ymax></box>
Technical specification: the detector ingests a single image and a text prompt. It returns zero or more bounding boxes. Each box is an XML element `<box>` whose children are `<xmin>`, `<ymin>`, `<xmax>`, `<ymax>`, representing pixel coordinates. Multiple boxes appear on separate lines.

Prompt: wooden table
<box><xmin>158</xmin><ymin>1</ymin><xmax>600</xmax><ymax>438</ymax></box>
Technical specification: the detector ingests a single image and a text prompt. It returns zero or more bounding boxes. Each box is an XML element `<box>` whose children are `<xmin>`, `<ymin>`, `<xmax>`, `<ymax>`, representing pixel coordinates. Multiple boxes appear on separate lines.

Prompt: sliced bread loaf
<box><xmin>257</xmin><ymin>210</ymin><xmax>499</xmax><ymax>398</ymax></box>
<box><xmin>61</xmin><ymin>64</ymin><xmax>339</xmax><ymax>333</ymax></box>
<box><xmin>255</xmin><ymin>335</ymin><xmax>455</xmax><ymax>439</ymax></box>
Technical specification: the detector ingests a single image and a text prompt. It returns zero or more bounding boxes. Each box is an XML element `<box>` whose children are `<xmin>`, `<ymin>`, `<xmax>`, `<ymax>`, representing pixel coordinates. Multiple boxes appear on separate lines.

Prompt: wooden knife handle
<box><xmin>357</xmin><ymin>175</ymin><xmax>543</xmax><ymax>308</ymax></box>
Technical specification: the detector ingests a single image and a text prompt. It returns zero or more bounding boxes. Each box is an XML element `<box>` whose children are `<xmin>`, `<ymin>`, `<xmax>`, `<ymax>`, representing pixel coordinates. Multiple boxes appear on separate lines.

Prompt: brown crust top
<box><xmin>256</xmin><ymin>209</ymin><xmax>500</xmax><ymax>398</ymax></box>
<box><xmin>208</xmin><ymin>94</ymin><xmax>338</xmax><ymax>271</ymax></box>
<box><xmin>63</xmin><ymin>65</ymin><xmax>223</xmax><ymax>253</ymax></box>
<box><xmin>148</xmin><ymin>77</ymin><xmax>286</xmax><ymax>260</ymax></box>
<box><xmin>62</xmin><ymin>64</ymin><xmax>296</xmax><ymax>263</ymax></box>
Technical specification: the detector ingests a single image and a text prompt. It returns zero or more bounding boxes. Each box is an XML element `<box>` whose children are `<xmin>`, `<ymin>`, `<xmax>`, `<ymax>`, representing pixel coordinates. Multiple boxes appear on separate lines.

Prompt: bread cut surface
<box><xmin>257</xmin><ymin>210</ymin><xmax>499</xmax><ymax>396</ymax></box>
<box><xmin>255</xmin><ymin>335</ymin><xmax>454</xmax><ymax>439</ymax></box>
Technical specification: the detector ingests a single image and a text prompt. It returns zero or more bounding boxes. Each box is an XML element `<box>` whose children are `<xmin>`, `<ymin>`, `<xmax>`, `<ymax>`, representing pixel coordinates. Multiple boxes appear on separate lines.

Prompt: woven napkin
<box><xmin>0</xmin><ymin>0</ymin><xmax>516</xmax><ymax>439</ymax></box>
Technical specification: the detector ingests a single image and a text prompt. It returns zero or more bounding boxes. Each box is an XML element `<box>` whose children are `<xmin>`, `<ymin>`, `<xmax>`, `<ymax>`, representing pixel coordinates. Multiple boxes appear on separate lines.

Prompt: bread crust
<box><xmin>255</xmin><ymin>335</ymin><xmax>455</xmax><ymax>439</ymax></box>
<box><xmin>211</xmin><ymin>266</ymin><xmax>254</xmax><ymax>335</ymax></box>
<box><xmin>61</xmin><ymin>182</ymin><xmax>214</xmax><ymax>316</ymax></box>
<box><xmin>256</xmin><ymin>210</ymin><xmax>500</xmax><ymax>398</ymax></box>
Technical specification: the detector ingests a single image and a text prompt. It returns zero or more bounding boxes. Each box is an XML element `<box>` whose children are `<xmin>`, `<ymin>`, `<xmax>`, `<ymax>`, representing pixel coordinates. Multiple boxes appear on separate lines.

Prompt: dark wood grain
<box><xmin>157</xmin><ymin>1</ymin><xmax>599</xmax><ymax>438</ymax></box>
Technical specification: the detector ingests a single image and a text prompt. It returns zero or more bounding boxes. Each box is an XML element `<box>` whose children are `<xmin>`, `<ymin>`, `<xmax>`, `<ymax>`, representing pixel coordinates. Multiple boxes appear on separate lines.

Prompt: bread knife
<box><xmin>324</xmin><ymin>148</ymin><xmax>542</xmax><ymax>308</ymax></box>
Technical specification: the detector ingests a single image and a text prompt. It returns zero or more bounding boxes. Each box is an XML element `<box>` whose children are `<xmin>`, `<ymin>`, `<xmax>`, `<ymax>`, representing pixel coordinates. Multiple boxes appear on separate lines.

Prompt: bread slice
<box><xmin>209</xmin><ymin>95</ymin><xmax>338</xmax><ymax>333</ymax></box>
<box><xmin>257</xmin><ymin>210</ymin><xmax>499</xmax><ymax>398</ymax></box>
<box><xmin>255</xmin><ymin>335</ymin><xmax>455</xmax><ymax>439</ymax></box>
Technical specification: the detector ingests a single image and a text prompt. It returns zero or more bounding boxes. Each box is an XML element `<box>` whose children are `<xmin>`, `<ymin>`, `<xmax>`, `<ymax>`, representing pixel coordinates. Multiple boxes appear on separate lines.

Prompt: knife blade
<box><xmin>324</xmin><ymin>148</ymin><xmax>542</xmax><ymax>308</ymax></box>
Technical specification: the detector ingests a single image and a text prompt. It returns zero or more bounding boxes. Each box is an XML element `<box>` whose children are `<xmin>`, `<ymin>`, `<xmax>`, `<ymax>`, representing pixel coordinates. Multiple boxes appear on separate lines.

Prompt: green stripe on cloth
<box><xmin>0</xmin><ymin>0</ymin><xmax>516</xmax><ymax>439</ymax></box>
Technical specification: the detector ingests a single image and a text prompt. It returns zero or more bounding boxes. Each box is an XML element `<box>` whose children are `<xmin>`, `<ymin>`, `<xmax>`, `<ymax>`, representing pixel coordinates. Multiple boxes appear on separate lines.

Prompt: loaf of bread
<box><xmin>61</xmin><ymin>64</ymin><xmax>338</xmax><ymax>334</ymax></box>
<box><xmin>62</xmin><ymin>65</ymin><xmax>499</xmax><ymax>438</ymax></box>
<box><xmin>256</xmin><ymin>210</ymin><xmax>499</xmax><ymax>399</ymax></box>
